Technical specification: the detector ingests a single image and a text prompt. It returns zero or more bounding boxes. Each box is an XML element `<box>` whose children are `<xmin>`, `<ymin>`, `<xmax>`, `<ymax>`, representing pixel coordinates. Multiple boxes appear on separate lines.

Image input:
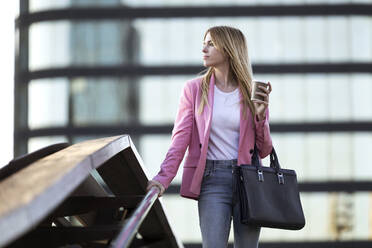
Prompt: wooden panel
<box><xmin>0</xmin><ymin>135</ymin><xmax>130</xmax><ymax>247</ymax></box>
<box><xmin>0</xmin><ymin>142</ymin><xmax>69</xmax><ymax>181</ymax></box>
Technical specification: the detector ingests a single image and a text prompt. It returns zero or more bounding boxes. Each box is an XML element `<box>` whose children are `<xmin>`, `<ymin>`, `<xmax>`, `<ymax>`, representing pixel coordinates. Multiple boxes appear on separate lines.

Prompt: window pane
<box><xmin>29</xmin><ymin>20</ymin><xmax>137</xmax><ymax>70</ymax></box>
<box><xmin>351</xmin><ymin>17</ymin><xmax>372</xmax><ymax>62</ymax></box>
<box><xmin>30</xmin><ymin>0</ymin><xmax>121</xmax><ymax>12</ymax></box>
<box><xmin>29</xmin><ymin>78</ymin><xmax>69</xmax><ymax>129</ymax></box>
<box><xmin>71</xmin><ymin>77</ymin><xmax>139</xmax><ymax>126</ymax></box>
<box><xmin>30</xmin><ymin>0</ymin><xmax>71</xmax><ymax>12</ymax></box>
<box><xmin>133</xmin><ymin>16</ymin><xmax>372</xmax><ymax>65</ymax></box>
<box><xmin>139</xmin><ymin>75</ymin><xmax>190</xmax><ymax>125</ymax></box>
<box><xmin>28</xmin><ymin>17</ymin><xmax>372</xmax><ymax>69</ymax></box>
<box><xmin>254</xmin><ymin>73</ymin><xmax>372</xmax><ymax>122</ymax></box>
<box><xmin>29</xmin><ymin>21</ymin><xmax>71</xmax><ymax>70</ymax></box>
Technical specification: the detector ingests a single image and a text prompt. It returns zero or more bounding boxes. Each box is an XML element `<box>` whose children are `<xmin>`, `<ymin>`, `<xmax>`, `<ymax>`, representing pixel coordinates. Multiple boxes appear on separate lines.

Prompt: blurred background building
<box><xmin>14</xmin><ymin>0</ymin><xmax>372</xmax><ymax>246</ymax></box>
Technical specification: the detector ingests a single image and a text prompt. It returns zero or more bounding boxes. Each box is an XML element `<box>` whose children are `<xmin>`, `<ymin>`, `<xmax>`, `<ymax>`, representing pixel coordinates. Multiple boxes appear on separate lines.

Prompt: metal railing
<box><xmin>110</xmin><ymin>187</ymin><xmax>160</xmax><ymax>248</ymax></box>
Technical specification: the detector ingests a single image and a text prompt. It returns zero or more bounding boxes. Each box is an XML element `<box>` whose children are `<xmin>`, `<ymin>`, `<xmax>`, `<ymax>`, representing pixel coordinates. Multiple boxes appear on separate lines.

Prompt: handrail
<box><xmin>110</xmin><ymin>187</ymin><xmax>160</xmax><ymax>248</ymax></box>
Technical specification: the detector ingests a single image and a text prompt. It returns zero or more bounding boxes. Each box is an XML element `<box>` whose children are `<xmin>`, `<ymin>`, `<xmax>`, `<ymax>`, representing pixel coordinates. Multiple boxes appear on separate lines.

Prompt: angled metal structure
<box><xmin>0</xmin><ymin>135</ymin><xmax>183</xmax><ymax>248</ymax></box>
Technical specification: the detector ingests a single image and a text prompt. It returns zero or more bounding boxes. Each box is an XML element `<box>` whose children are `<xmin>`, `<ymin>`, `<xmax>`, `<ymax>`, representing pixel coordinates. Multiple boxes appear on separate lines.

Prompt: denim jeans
<box><xmin>198</xmin><ymin>159</ymin><xmax>261</xmax><ymax>248</ymax></box>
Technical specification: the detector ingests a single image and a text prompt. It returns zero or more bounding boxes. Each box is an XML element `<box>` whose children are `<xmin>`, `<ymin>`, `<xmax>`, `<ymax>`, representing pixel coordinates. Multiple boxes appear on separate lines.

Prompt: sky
<box><xmin>0</xmin><ymin>2</ymin><xmax>18</xmax><ymax>167</ymax></box>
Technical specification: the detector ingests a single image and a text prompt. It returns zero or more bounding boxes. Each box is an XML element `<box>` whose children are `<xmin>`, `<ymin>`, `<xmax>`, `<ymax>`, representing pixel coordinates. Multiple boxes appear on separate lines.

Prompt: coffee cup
<box><xmin>251</xmin><ymin>80</ymin><xmax>268</xmax><ymax>101</ymax></box>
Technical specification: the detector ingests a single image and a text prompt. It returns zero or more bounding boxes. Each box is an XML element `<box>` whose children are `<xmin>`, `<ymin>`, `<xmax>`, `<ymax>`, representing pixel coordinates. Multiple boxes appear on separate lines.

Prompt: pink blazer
<box><xmin>152</xmin><ymin>73</ymin><xmax>273</xmax><ymax>200</ymax></box>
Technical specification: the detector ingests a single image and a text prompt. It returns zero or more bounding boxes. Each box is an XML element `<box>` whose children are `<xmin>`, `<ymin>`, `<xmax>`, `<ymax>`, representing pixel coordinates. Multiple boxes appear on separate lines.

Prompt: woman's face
<box><xmin>202</xmin><ymin>32</ymin><xmax>228</xmax><ymax>67</ymax></box>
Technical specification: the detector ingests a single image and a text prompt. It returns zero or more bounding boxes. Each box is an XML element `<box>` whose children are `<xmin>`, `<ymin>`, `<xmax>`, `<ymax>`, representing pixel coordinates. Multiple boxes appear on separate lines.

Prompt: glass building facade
<box><xmin>15</xmin><ymin>0</ymin><xmax>372</xmax><ymax>246</ymax></box>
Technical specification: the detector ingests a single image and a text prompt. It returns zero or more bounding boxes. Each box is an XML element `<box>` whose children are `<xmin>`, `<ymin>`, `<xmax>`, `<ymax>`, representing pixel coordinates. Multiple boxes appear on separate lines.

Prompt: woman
<box><xmin>146</xmin><ymin>26</ymin><xmax>273</xmax><ymax>247</ymax></box>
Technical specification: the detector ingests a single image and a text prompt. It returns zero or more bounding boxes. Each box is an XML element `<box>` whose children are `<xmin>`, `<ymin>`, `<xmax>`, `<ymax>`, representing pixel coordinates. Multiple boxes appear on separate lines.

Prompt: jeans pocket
<box><xmin>203</xmin><ymin>168</ymin><xmax>212</xmax><ymax>178</ymax></box>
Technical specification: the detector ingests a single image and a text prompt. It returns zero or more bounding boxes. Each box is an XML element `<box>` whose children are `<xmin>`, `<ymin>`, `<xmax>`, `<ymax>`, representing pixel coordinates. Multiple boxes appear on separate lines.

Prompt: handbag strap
<box><xmin>251</xmin><ymin>144</ymin><xmax>261</xmax><ymax>167</ymax></box>
<box><xmin>252</xmin><ymin>144</ymin><xmax>281</xmax><ymax>171</ymax></box>
<box><xmin>269</xmin><ymin>147</ymin><xmax>281</xmax><ymax>170</ymax></box>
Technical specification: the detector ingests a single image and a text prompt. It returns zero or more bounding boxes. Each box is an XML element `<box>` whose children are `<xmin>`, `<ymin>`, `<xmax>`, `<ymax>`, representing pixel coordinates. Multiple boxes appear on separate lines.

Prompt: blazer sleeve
<box><xmin>254</xmin><ymin>107</ymin><xmax>273</xmax><ymax>158</ymax></box>
<box><xmin>152</xmin><ymin>81</ymin><xmax>194</xmax><ymax>190</ymax></box>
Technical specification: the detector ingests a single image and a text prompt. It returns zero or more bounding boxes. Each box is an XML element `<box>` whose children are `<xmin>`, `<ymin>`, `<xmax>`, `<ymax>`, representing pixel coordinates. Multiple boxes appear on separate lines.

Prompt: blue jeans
<box><xmin>198</xmin><ymin>159</ymin><xmax>261</xmax><ymax>248</ymax></box>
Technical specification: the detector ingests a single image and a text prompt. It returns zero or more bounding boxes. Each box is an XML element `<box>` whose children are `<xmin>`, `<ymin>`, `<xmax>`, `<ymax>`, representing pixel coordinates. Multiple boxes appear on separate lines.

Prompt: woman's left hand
<box><xmin>252</xmin><ymin>81</ymin><xmax>272</xmax><ymax>121</ymax></box>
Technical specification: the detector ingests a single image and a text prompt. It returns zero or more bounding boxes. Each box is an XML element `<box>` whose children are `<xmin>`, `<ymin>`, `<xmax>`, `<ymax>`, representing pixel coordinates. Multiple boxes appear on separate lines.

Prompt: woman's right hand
<box><xmin>146</xmin><ymin>180</ymin><xmax>165</xmax><ymax>197</ymax></box>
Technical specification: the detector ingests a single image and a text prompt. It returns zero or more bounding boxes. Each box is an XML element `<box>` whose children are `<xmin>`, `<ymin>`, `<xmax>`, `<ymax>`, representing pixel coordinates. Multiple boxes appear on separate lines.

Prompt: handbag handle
<box><xmin>269</xmin><ymin>147</ymin><xmax>281</xmax><ymax>170</ymax></box>
<box><xmin>252</xmin><ymin>145</ymin><xmax>281</xmax><ymax>171</ymax></box>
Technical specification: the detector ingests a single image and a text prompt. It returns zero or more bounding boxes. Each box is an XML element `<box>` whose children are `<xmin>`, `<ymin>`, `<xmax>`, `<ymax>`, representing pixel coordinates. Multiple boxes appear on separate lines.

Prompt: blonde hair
<box><xmin>197</xmin><ymin>26</ymin><xmax>255</xmax><ymax>120</ymax></box>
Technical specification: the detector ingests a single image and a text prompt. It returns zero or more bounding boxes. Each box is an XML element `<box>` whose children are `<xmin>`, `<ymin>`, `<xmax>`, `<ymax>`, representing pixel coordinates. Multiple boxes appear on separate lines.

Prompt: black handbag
<box><xmin>236</xmin><ymin>146</ymin><xmax>306</xmax><ymax>230</ymax></box>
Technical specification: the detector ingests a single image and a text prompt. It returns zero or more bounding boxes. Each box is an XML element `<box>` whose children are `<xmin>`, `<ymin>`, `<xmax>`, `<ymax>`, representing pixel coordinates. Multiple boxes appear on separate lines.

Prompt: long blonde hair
<box><xmin>197</xmin><ymin>26</ymin><xmax>255</xmax><ymax>120</ymax></box>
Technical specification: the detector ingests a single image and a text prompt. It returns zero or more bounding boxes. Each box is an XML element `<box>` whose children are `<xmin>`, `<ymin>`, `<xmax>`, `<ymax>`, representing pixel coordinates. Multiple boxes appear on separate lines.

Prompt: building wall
<box><xmin>17</xmin><ymin>0</ymin><xmax>372</xmax><ymax>244</ymax></box>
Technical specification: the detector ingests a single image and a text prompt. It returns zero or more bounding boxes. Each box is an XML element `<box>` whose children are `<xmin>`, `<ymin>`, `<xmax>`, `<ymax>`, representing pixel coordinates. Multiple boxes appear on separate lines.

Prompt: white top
<box><xmin>206</xmin><ymin>84</ymin><xmax>240</xmax><ymax>160</ymax></box>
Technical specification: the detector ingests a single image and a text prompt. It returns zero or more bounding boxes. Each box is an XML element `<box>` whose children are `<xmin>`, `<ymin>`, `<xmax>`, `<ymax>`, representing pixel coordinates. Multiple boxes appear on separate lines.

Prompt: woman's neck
<box><xmin>213</xmin><ymin>66</ymin><xmax>237</xmax><ymax>90</ymax></box>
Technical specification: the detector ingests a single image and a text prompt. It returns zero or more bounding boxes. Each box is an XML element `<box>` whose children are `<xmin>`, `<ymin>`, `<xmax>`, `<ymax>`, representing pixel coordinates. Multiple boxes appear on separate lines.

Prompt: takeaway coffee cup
<box><xmin>251</xmin><ymin>80</ymin><xmax>268</xmax><ymax>101</ymax></box>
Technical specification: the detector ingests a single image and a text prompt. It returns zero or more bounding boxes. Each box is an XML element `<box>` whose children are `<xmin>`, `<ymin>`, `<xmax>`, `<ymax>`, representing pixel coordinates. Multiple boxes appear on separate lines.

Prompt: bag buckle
<box><xmin>257</xmin><ymin>169</ymin><xmax>264</xmax><ymax>182</ymax></box>
<box><xmin>277</xmin><ymin>172</ymin><xmax>284</xmax><ymax>184</ymax></box>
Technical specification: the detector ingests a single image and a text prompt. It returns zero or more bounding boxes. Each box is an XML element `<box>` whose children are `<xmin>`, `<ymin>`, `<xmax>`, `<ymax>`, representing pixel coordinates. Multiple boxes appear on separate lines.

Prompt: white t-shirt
<box><xmin>206</xmin><ymin>84</ymin><xmax>240</xmax><ymax>160</ymax></box>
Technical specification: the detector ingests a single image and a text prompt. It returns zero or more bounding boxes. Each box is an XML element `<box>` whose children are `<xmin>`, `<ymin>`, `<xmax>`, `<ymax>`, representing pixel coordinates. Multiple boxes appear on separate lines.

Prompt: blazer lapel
<box><xmin>203</xmin><ymin>73</ymin><xmax>215</xmax><ymax>139</ymax></box>
<box><xmin>238</xmin><ymin>90</ymin><xmax>255</xmax><ymax>164</ymax></box>
<box><xmin>191</xmin><ymin>73</ymin><xmax>215</xmax><ymax>194</ymax></box>
<box><xmin>238</xmin><ymin>90</ymin><xmax>247</xmax><ymax>156</ymax></box>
